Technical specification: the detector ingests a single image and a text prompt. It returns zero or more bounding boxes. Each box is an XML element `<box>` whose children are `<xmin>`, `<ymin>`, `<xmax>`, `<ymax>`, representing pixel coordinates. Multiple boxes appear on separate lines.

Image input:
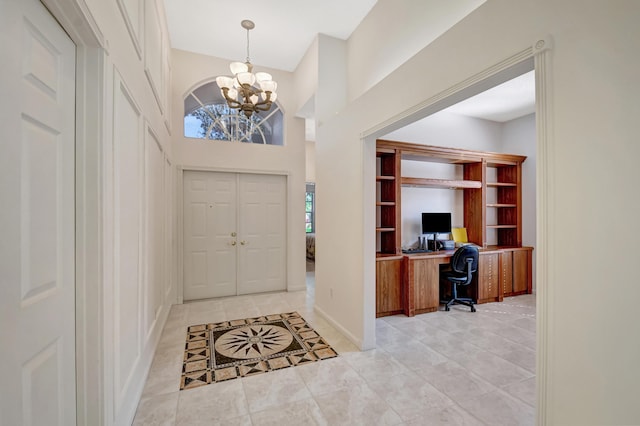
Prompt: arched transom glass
<box><xmin>184</xmin><ymin>81</ymin><xmax>284</xmax><ymax>145</ymax></box>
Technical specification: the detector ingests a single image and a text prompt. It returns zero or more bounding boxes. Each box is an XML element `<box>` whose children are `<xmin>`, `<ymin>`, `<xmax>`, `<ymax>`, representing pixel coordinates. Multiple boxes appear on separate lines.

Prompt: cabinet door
<box><xmin>501</xmin><ymin>250</ymin><xmax>513</xmax><ymax>296</ymax></box>
<box><xmin>412</xmin><ymin>258</ymin><xmax>441</xmax><ymax>314</ymax></box>
<box><xmin>376</xmin><ymin>259</ymin><xmax>403</xmax><ymax>317</ymax></box>
<box><xmin>512</xmin><ymin>250</ymin><xmax>530</xmax><ymax>294</ymax></box>
<box><xmin>478</xmin><ymin>253</ymin><xmax>500</xmax><ymax>303</ymax></box>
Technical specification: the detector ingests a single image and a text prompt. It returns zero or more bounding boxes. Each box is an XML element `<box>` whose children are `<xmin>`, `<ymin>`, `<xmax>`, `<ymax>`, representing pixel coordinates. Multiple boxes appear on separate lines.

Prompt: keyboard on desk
<box><xmin>402</xmin><ymin>248</ymin><xmax>432</xmax><ymax>254</ymax></box>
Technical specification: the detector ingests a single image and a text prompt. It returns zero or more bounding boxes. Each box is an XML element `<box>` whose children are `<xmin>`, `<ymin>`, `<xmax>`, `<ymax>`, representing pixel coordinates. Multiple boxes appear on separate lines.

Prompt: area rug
<box><xmin>180</xmin><ymin>311</ymin><xmax>338</xmax><ymax>390</ymax></box>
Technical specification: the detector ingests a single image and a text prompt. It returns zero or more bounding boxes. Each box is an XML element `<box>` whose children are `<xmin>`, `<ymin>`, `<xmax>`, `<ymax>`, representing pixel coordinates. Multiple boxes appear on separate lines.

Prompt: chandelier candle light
<box><xmin>215</xmin><ymin>20</ymin><xmax>278</xmax><ymax>118</ymax></box>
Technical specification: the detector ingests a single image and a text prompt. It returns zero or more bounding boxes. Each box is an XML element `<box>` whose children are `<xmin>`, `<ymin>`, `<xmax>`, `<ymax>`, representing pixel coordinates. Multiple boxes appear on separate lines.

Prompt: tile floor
<box><xmin>134</xmin><ymin>263</ymin><xmax>535</xmax><ymax>425</ymax></box>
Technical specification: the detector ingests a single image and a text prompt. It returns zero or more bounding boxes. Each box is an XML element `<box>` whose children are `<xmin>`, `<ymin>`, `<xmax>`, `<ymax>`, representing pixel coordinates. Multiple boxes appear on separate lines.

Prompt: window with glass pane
<box><xmin>305</xmin><ymin>191</ymin><xmax>314</xmax><ymax>233</ymax></box>
<box><xmin>184</xmin><ymin>81</ymin><xmax>283</xmax><ymax>145</ymax></box>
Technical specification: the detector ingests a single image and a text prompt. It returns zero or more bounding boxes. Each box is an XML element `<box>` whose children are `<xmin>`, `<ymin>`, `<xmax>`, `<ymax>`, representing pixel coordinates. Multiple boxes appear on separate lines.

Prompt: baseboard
<box><xmin>120</xmin><ymin>302</ymin><xmax>172</xmax><ymax>425</ymax></box>
<box><xmin>313</xmin><ymin>305</ymin><xmax>363</xmax><ymax>350</ymax></box>
<box><xmin>287</xmin><ymin>284</ymin><xmax>306</xmax><ymax>292</ymax></box>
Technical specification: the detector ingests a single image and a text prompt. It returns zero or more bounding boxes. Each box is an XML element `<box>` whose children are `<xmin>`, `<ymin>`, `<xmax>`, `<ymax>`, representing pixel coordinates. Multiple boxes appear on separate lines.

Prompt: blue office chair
<box><xmin>441</xmin><ymin>245</ymin><xmax>479</xmax><ymax>312</ymax></box>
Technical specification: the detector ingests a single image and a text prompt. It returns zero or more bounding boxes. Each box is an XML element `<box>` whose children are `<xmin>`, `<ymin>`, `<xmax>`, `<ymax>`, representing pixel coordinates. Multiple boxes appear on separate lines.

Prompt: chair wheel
<box><xmin>471</xmin><ymin>306</ymin><xmax>476</xmax><ymax>312</ymax></box>
<box><xmin>445</xmin><ymin>306</ymin><xmax>450</xmax><ymax>311</ymax></box>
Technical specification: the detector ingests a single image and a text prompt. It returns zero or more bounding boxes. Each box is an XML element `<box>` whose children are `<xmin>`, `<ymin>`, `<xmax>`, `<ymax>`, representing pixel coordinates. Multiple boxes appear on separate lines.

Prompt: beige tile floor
<box><xmin>134</xmin><ymin>263</ymin><xmax>535</xmax><ymax>425</ymax></box>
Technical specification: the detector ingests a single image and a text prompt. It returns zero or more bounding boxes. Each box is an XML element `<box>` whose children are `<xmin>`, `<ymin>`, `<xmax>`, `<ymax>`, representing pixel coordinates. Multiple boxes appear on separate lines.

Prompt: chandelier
<box><xmin>215</xmin><ymin>20</ymin><xmax>278</xmax><ymax>118</ymax></box>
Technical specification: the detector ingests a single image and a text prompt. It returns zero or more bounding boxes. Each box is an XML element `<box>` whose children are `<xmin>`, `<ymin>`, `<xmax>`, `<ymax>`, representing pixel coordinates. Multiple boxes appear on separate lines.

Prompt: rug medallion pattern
<box><xmin>180</xmin><ymin>311</ymin><xmax>338</xmax><ymax>390</ymax></box>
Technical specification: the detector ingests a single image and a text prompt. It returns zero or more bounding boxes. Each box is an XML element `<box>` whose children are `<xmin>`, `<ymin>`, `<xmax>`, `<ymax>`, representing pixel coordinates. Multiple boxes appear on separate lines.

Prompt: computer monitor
<box><xmin>421</xmin><ymin>212</ymin><xmax>452</xmax><ymax>235</ymax></box>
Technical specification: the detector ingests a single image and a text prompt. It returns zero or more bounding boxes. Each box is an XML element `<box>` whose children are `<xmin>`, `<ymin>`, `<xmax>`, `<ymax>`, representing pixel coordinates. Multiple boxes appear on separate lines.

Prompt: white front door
<box><xmin>184</xmin><ymin>171</ymin><xmax>238</xmax><ymax>300</ymax></box>
<box><xmin>183</xmin><ymin>171</ymin><xmax>287</xmax><ymax>300</ymax></box>
<box><xmin>0</xmin><ymin>0</ymin><xmax>77</xmax><ymax>424</ymax></box>
<box><xmin>237</xmin><ymin>173</ymin><xmax>287</xmax><ymax>295</ymax></box>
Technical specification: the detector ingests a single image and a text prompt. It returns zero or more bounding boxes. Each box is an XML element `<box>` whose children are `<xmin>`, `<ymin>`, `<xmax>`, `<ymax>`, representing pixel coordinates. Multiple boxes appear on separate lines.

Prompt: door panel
<box><xmin>0</xmin><ymin>0</ymin><xmax>76</xmax><ymax>424</ymax></box>
<box><xmin>183</xmin><ymin>172</ymin><xmax>287</xmax><ymax>300</ymax></box>
<box><xmin>237</xmin><ymin>174</ymin><xmax>287</xmax><ymax>295</ymax></box>
<box><xmin>183</xmin><ymin>171</ymin><xmax>237</xmax><ymax>300</ymax></box>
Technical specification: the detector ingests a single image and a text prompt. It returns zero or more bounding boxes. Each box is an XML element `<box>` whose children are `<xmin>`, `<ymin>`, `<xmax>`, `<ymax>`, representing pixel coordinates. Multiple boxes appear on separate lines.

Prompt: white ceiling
<box><xmin>163</xmin><ymin>1</ymin><xmax>534</xmax><ymax>124</ymax></box>
<box><xmin>443</xmin><ymin>71</ymin><xmax>535</xmax><ymax>122</ymax></box>
<box><xmin>163</xmin><ymin>0</ymin><xmax>378</xmax><ymax>72</ymax></box>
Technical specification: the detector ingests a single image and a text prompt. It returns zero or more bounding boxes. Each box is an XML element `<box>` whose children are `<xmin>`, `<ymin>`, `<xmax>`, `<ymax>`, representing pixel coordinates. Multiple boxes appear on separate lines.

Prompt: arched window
<box><xmin>184</xmin><ymin>81</ymin><xmax>284</xmax><ymax>145</ymax></box>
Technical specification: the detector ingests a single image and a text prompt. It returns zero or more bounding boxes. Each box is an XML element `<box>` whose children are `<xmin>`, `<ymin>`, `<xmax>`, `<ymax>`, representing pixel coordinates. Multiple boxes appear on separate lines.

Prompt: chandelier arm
<box><xmin>253</xmin><ymin>103</ymin><xmax>272</xmax><ymax>112</ymax></box>
<box><xmin>222</xmin><ymin>88</ymin><xmax>243</xmax><ymax>108</ymax></box>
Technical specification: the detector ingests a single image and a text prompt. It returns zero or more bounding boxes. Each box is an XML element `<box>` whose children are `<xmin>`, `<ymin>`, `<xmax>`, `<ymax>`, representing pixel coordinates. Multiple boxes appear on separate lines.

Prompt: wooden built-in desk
<box><xmin>375</xmin><ymin>140</ymin><xmax>533</xmax><ymax>318</ymax></box>
<box><xmin>376</xmin><ymin>246</ymin><xmax>533</xmax><ymax>317</ymax></box>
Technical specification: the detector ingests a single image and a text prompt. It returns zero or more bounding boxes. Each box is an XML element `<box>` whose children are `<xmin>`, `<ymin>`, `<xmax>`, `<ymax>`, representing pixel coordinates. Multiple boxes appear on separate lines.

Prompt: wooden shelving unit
<box><xmin>375</xmin><ymin>139</ymin><xmax>532</xmax><ymax>317</ymax></box>
<box><xmin>400</xmin><ymin>177</ymin><xmax>482</xmax><ymax>189</ymax></box>
<box><xmin>487</xmin><ymin>163</ymin><xmax>522</xmax><ymax>246</ymax></box>
<box><xmin>376</xmin><ymin>149</ymin><xmax>401</xmax><ymax>255</ymax></box>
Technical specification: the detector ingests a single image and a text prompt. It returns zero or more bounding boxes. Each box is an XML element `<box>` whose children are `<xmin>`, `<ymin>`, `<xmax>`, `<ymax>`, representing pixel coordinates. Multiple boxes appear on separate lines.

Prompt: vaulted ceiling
<box><xmin>164</xmin><ymin>0</ymin><xmax>534</xmax><ymax>123</ymax></box>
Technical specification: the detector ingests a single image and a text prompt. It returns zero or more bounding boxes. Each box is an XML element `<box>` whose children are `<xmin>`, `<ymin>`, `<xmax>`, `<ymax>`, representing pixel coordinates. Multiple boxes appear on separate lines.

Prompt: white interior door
<box><xmin>183</xmin><ymin>171</ymin><xmax>287</xmax><ymax>300</ymax></box>
<box><xmin>183</xmin><ymin>171</ymin><xmax>238</xmax><ymax>300</ymax></box>
<box><xmin>0</xmin><ymin>0</ymin><xmax>77</xmax><ymax>424</ymax></box>
<box><xmin>238</xmin><ymin>173</ymin><xmax>287</xmax><ymax>295</ymax></box>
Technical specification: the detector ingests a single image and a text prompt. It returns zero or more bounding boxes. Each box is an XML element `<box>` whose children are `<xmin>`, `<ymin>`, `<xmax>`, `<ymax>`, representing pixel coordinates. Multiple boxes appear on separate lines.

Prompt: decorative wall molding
<box><xmin>144</xmin><ymin>0</ymin><xmax>164</xmax><ymax>114</ymax></box>
<box><xmin>144</xmin><ymin>122</ymin><xmax>164</xmax><ymax>346</ymax></box>
<box><xmin>41</xmin><ymin>0</ymin><xmax>105</xmax><ymax>48</ymax></box>
<box><xmin>111</xmin><ymin>68</ymin><xmax>144</xmax><ymax>418</ymax></box>
<box><xmin>116</xmin><ymin>0</ymin><xmax>143</xmax><ymax>59</ymax></box>
<box><xmin>534</xmin><ymin>35</ymin><xmax>554</xmax><ymax>426</ymax></box>
<box><xmin>163</xmin><ymin>52</ymin><xmax>172</xmax><ymax>135</ymax></box>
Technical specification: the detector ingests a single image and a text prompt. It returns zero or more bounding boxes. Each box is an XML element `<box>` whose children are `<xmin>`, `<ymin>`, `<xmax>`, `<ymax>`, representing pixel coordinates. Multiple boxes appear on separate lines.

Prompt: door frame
<box><xmin>361</xmin><ymin>38</ymin><xmax>553</xmax><ymax>421</ymax></box>
<box><xmin>177</xmin><ymin>166</ymin><xmax>290</xmax><ymax>303</ymax></box>
<box><xmin>39</xmin><ymin>0</ymin><xmax>106</xmax><ymax>424</ymax></box>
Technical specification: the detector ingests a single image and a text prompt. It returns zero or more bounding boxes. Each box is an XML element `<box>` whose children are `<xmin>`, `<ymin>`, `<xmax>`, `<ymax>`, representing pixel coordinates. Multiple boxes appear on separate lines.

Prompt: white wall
<box><xmin>316</xmin><ymin>34</ymin><xmax>348</xmax><ymax>123</ymax></box>
<box><xmin>293</xmin><ymin>36</ymin><xmax>318</xmax><ymax>116</ymax></box>
<box><xmin>170</xmin><ymin>48</ymin><xmax>307</xmax><ymax>293</ymax></box>
<box><xmin>384</xmin><ymin>111</ymin><xmax>503</xmax><ymax>247</ymax></box>
<box><xmin>306</xmin><ymin>141</ymin><xmax>316</xmax><ymax>182</ymax></box>
<box><xmin>68</xmin><ymin>0</ymin><xmax>176</xmax><ymax>424</ymax></box>
<box><xmin>316</xmin><ymin>0</ymin><xmax>640</xmax><ymax>424</ymax></box>
<box><xmin>346</xmin><ymin>0</ymin><xmax>486</xmax><ymax>102</ymax></box>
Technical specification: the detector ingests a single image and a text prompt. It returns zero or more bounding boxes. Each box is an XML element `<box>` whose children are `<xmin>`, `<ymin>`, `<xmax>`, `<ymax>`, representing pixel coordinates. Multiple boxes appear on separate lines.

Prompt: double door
<box><xmin>183</xmin><ymin>171</ymin><xmax>287</xmax><ymax>300</ymax></box>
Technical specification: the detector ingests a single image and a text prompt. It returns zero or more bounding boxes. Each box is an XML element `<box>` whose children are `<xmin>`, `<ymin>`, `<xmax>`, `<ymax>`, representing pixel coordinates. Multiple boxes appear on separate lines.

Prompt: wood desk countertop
<box><xmin>376</xmin><ymin>246</ymin><xmax>533</xmax><ymax>317</ymax></box>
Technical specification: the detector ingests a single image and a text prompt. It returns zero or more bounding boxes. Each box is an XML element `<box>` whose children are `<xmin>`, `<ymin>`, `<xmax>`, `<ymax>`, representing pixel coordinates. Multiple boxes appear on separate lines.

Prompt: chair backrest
<box><xmin>450</xmin><ymin>245</ymin><xmax>479</xmax><ymax>274</ymax></box>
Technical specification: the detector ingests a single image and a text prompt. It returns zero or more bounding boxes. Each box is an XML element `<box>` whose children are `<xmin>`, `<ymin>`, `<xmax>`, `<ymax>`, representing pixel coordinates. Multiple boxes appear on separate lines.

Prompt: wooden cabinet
<box><xmin>500</xmin><ymin>250</ymin><xmax>513</xmax><ymax>295</ymax></box>
<box><xmin>476</xmin><ymin>252</ymin><xmax>501</xmax><ymax>304</ymax></box>
<box><xmin>500</xmin><ymin>247</ymin><xmax>533</xmax><ymax>296</ymax></box>
<box><xmin>404</xmin><ymin>256</ymin><xmax>445</xmax><ymax>316</ymax></box>
<box><xmin>376</xmin><ymin>256</ymin><xmax>403</xmax><ymax>317</ymax></box>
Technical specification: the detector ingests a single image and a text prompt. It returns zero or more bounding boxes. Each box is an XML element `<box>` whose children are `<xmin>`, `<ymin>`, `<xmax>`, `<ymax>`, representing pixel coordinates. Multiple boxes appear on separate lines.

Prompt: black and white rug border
<box><xmin>180</xmin><ymin>311</ymin><xmax>338</xmax><ymax>390</ymax></box>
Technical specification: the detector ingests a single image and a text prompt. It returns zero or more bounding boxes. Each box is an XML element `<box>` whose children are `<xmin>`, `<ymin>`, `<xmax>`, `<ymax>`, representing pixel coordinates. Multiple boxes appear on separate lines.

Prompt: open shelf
<box><xmin>401</xmin><ymin>177</ymin><xmax>482</xmax><ymax>189</ymax></box>
<box><xmin>486</xmin><ymin>203</ymin><xmax>517</xmax><ymax>208</ymax></box>
<box><xmin>487</xmin><ymin>181</ymin><xmax>517</xmax><ymax>187</ymax></box>
<box><xmin>487</xmin><ymin>224</ymin><xmax>518</xmax><ymax>229</ymax></box>
<box><xmin>376</xmin><ymin>227</ymin><xmax>396</xmax><ymax>232</ymax></box>
<box><xmin>376</xmin><ymin>201</ymin><xmax>396</xmax><ymax>206</ymax></box>
<box><xmin>376</xmin><ymin>175</ymin><xmax>395</xmax><ymax>181</ymax></box>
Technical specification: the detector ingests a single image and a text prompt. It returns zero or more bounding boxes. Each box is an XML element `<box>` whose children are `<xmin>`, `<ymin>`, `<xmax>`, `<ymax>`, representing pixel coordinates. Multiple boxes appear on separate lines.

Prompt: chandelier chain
<box><xmin>245</xmin><ymin>27</ymin><xmax>250</xmax><ymax>63</ymax></box>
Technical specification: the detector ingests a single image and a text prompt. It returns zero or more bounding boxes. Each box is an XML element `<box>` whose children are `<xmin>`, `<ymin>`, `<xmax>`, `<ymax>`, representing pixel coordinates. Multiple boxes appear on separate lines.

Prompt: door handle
<box><xmin>231</xmin><ymin>232</ymin><xmax>237</xmax><ymax>237</ymax></box>
<box><xmin>240</xmin><ymin>241</ymin><xmax>247</xmax><ymax>245</ymax></box>
<box><xmin>231</xmin><ymin>241</ymin><xmax>237</xmax><ymax>246</ymax></box>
